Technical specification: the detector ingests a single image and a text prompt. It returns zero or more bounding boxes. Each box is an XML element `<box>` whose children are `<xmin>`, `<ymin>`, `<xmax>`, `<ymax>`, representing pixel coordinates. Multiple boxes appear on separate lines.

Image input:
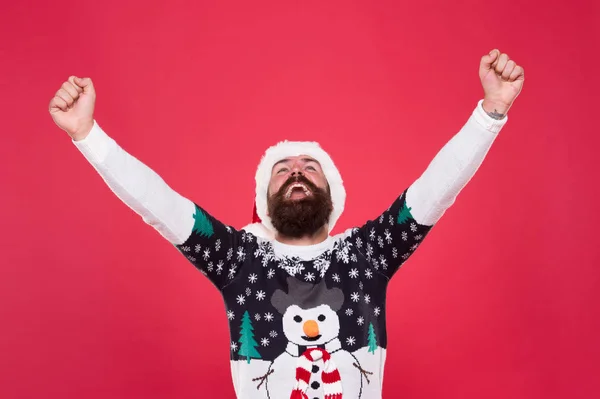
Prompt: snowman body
<box><xmin>266</xmin><ymin>346</ymin><xmax>363</xmax><ymax>399</ymax></box>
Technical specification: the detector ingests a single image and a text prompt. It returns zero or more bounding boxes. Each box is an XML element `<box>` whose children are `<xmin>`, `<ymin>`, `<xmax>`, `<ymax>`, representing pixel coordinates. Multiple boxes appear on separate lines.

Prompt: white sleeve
<box><xmin>406</xmin><ymin>99</ymin><xmax>508</xmax><ymax>226</ymax></box>
<box><xmin>72</xmin><ymin>120</ymin><xmax>195</xmax><ymax>245</ymax></box>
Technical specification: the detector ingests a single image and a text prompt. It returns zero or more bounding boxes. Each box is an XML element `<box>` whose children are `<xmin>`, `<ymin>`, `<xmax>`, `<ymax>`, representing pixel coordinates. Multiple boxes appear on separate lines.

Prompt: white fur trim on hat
<box><xmin>251</xmin><ymin>140</ymin><xmax>346</xmax><ymax>235</ymax></box>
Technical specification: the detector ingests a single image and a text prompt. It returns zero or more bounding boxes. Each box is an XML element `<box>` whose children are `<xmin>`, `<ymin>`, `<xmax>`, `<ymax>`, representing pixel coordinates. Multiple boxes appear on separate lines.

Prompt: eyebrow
<box><xmin>272</xmin><ymin>157</ymin><xmax>319</xmax><ymax>169</ymax></box>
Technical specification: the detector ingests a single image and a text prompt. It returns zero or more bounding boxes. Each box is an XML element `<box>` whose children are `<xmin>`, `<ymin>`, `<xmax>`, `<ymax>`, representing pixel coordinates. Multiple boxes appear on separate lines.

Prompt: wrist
<box><xmin>71</xmin><ymin>120</ymin><xmax>94</xmax><ymax>141</ymax></box>
<box><xmin>482</xmin><ymin>98</ymin><xmax>510</xmax><ymax>120</ymax></box>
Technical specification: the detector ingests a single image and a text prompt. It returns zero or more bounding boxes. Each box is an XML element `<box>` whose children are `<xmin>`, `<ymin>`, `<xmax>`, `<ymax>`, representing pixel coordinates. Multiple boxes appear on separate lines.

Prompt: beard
<box><xmin>267</xmin><ymin>175</ymin><xmax>333</xmax><ymax>238</ymax></box>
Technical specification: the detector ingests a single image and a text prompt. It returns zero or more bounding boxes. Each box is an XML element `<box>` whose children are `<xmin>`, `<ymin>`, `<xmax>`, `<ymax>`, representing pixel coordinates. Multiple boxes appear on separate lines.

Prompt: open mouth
<box><xmin>285</xmin><ymin>183</ymin><xmax>312</xmax><ymax>199</ymax></box>
<box><xmin>301</xmin><ymin>335</ymin><xmax>322</xmax><ymax>342</ymax></box>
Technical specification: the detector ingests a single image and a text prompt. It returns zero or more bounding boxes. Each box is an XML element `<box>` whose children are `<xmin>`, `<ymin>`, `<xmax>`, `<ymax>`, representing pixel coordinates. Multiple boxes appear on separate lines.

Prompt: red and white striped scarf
<box><xmin>290</xmin><ymin>348</ymin><xmax>343</xmax><ymax>399</ymax></box>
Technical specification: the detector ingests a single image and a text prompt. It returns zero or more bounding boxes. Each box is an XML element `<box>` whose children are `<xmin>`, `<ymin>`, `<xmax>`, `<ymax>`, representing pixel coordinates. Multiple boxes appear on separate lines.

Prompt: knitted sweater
<box><xmin>72</xmin><ymin>100</ymin><xmax>507</xmax><ymax>399</ymax></box>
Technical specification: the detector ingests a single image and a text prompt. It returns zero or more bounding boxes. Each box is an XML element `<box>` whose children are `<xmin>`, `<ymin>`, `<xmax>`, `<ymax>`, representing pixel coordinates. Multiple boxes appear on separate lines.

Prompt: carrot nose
<box><xmin>303</xmin><ymin>320</ymin><xmax>320</xmax><ymax>337</ymax></box>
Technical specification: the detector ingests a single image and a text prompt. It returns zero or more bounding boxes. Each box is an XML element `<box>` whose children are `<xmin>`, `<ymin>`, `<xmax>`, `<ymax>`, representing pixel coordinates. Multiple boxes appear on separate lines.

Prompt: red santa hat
<box><xmin>242</xmin><ymin>140</ymin><xmax>346</xmax><ymax>239</ymax></box>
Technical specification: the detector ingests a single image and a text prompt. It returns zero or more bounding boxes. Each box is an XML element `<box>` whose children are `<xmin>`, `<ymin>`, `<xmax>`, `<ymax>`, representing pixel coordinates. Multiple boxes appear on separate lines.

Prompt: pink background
<box><xmin>1</xmin><ymin>0</ymin><xmax>598</xmax><ymax>398</ymax></box>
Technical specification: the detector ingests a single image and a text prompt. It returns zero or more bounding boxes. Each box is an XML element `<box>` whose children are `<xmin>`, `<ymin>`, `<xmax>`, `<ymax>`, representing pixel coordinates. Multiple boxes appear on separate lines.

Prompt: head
<box><xmin>266</xmin><ymin>155</ymin><xmax>333</xmax><ymax>238</ymax></box>
<box><xmin>271</xmin><ymin>278</ymin><xmax>344</xmax><ymax>346</ymax></box>
<box><xmin>247</xmin><ymin>141</ymin><xmax>346</xmax><ymax>238</ymax></box>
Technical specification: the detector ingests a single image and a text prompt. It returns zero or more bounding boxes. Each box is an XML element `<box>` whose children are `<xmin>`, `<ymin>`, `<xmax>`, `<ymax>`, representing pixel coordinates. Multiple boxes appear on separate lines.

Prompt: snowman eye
<box><xmin>293</xmin><ymin>315</ymin><xmax>302</xmax><ymax>323</ymax></box>
<box><xmin>318</xmin><ymin>314</ymin><xmax>326</xmax><ymax>322</ymax></box>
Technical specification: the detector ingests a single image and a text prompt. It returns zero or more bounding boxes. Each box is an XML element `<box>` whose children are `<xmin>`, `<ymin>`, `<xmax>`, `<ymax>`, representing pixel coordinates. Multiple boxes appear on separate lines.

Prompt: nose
<box><xmin>303</xmin><ymin>320</ymin><xmax>320</xmax><ymax>337</ymax></box>
<box><xmin>290</xmin><ymin>163</ymin><xmax>303</xmax><ymax>176</ymax></box>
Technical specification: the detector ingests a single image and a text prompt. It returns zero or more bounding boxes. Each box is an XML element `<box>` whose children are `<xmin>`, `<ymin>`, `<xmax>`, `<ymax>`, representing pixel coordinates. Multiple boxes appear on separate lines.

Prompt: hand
<box><xmin>49</xmin><ymin>76</ymin><xmax>96</xmax><ymax>141</ymax></box>
<box><xmin>479</xmin><ymin>49</ymin><xmax>525</xmax><ymax>117</ymax></box>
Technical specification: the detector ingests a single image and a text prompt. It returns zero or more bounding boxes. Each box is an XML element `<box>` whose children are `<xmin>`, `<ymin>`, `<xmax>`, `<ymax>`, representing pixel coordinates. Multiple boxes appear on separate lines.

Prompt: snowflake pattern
<box><xmin>355</xmin><ymin>236</ymin><xmax>363</xmax><ymax>248</ymax></box>
<box><xmin>277</xmin><ymin>257</ymin><xmax>305</xmax><ymax>276</ymax></box>
<box><xmin>379</xmin><ymin>255</ymin><xmax>388</xmax><ymax>270</ymax></box>
<box><xmin>178</xmin><ymin>191</ymin><xmax>433</xmax><ymax>361</ymax></box>
<box><xmin>335</xmin><ymin>240</ymin><xmax>353</xmax><ymax>264</ymax></box>
<box><xmin>254</xmin><ymin>241</ymin><xmax>275</xmax><ymax>267</ymax></box>
<box><xmin>313</xmin><ymin>255</ymin><xmax>332</xmax><ymax>277</ymax></box>
<box><xmin>384</xmin><ymin>229</ymin><xmax>392</xmax><ymax>244</ymax></box>
<box><xmin>216</xmin><ymin>260</ymin><xmax>224</xmax><ymax>274</ymax></box>
<box><xmin>236</xmin><ymin>247</ymin><xmax>246</xmax><ymax>263</ymax></box>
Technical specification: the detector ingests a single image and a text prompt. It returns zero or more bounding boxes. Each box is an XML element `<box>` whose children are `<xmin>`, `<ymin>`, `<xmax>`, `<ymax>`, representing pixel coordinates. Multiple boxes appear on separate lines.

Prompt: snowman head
<box><xmin>271</xmin><ymin>277</ymin><xmax>344</xmax><ymax>347</ymax></box>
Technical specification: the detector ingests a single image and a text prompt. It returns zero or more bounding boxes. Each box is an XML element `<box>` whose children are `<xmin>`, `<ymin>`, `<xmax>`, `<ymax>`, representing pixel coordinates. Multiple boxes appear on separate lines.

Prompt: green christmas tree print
<box><xmin>238</xmin><ymin>310</ymin><xmax>262</xmax><ymax>364</ymax></box>
<box><xmin>192</xmin><ymin>205</ymin><xmax>214</xmax><ymax>238</ymax></box>
<box><xmin>367</xmin><ymin>322</ymin><xmax>378</xmax><ymax>354</ymax></box>
<box><xmin>396</xmin><ymin>200</ymin><xmax>414</xmax><ymax>224</ymax></box>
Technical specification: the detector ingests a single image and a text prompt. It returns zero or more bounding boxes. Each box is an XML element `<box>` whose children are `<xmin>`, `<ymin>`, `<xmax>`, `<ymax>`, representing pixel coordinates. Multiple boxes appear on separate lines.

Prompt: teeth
<box><xmin>285</xmin><ymin>183</ymin><xmax>311</xmax><ymax>199</ymax></box>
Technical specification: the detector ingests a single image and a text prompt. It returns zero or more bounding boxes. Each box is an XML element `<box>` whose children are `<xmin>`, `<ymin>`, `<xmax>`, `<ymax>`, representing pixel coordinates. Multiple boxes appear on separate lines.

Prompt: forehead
<box><xmin>271</xmin><ymin>155</ymin><xmax>321</xmax><ymax>171</ymax></box>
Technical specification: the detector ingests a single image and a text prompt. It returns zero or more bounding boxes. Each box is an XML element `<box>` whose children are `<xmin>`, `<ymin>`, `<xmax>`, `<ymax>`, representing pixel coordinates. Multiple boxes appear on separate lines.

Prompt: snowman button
<box><xmin>312</xmin><ymin>365</ymin><xmax>319</xmax><ymax>373</ymax></box>
<box><xmin>311</xmin><ymin>381</ymin><xmax>320</xmax><ymax>389</ymax></box>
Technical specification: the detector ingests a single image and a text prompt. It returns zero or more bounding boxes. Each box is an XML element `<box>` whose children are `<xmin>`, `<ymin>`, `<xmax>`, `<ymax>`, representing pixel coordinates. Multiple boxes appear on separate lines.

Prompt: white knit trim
<box><xmin>254</xmin><ymin>141</ymin><xmax>346</xmax><ymax>234</ymax></box>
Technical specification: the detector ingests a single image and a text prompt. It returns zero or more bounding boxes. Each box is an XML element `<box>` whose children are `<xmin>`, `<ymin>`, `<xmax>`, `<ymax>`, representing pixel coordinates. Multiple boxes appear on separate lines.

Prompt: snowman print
<box><xmin>259</xmin><ymin>277</ymin><xmax>366</xmax><ymax>399</ymax></box>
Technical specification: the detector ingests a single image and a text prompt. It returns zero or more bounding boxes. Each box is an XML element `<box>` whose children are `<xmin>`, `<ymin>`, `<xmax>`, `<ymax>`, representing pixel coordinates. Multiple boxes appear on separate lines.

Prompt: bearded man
<box><xmin>49</xmin><ymin>49</ymin><xmax>524</xmax><ymax>399</ymax></box>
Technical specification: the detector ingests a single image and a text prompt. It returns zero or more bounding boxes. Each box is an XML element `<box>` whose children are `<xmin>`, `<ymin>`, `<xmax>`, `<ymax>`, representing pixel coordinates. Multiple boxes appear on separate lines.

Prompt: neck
<box><xmin>275</xmin><ymin>224</ymin><xmax>329</xmax><ymax>246</ymax></box>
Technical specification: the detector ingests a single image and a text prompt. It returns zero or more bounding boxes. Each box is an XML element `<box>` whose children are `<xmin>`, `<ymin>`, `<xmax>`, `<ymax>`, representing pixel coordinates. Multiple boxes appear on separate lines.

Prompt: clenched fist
<box><xmin>49</xmin><ymin>76</ymin><xmax>96</xmax><ymax>141</ymax></box>
<box><xmin>479</xmin><ymin>49</ymin><xmax>525</xmax><ymax>118</ymax></box>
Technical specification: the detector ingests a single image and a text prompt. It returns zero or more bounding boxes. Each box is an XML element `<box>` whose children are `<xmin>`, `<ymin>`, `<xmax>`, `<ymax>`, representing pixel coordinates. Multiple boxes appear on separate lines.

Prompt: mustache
<box><xmin>276</xmin><ymin>175</ymin><xmax>320</xmax><ymax>197</ymax></box>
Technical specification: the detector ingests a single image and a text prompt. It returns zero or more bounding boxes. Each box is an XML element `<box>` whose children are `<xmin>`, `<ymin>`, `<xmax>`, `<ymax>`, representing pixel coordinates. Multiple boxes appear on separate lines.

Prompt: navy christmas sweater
<box><xmin>72</xmin><ymin>100</ymin><xmax>507</xmax><ymax>398</ymax></box>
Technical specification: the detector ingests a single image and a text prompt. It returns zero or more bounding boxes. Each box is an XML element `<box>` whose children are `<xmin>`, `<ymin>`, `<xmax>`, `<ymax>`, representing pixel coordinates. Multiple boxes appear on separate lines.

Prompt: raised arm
<box><xmin>350</xmin><ymin>49</ymin><xmax>525</xmax><ymax>280</ymax></box>
<box><xmin>48</xmin><ymin>76</ymin><xmax>246</xmax><ymax>289</ymax></box>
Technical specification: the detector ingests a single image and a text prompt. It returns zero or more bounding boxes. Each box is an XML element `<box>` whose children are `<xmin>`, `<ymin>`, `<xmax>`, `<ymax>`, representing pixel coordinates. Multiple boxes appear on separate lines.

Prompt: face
<box><xmin>281</xmin><ymin>304</ymin><xmax>340</xmax><ymax>346</ymax></box>
<box><xmin>267</xmin><ymin>155</ymin><xmax>328</xmax><ymax>198</ymax></box>
<box><xmin>267</xmin><ymin>156</ymin><xmax>333</xmax><ymax>238</ymax></box>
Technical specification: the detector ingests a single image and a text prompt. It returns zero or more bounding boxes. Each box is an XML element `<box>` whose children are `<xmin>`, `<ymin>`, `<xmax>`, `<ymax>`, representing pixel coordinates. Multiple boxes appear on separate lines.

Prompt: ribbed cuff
<box><xmin>72</xmin><ymin>120</ymin><xmax>114</xmax><ymax>164</ymax></box>
<box><xmin>472</xmin><ymin>99</ymin><xmax>508</xmax><ymax>134</ymax></box>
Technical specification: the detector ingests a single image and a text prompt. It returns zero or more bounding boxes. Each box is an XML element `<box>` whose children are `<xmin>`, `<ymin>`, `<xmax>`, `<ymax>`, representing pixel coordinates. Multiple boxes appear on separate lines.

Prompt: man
<box><xmin>49</xmin><ymin>49</ymin><xmax>524</xmax><ymax>399</ymax></box>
